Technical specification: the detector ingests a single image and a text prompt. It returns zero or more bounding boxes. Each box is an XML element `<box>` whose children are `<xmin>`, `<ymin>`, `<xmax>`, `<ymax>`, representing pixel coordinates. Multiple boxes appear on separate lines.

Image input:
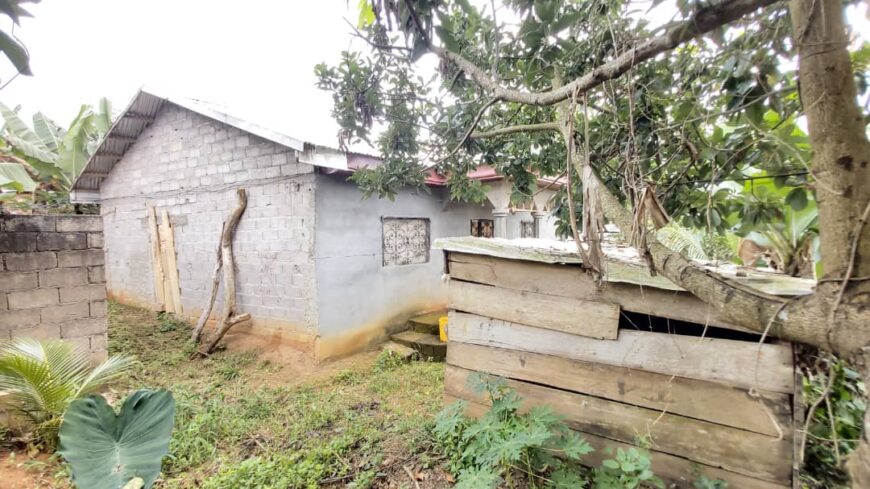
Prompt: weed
<box><xmin>433</xmin><ymin>373</ymin><xmax>594</xmax><ymax>488</ymax></box>
<box><xmin>157</xmin><ymin>312</ymin><xmax>188</xmax><ymax>333</ymax></box>
<box><xmin>373</xmin><ymin>349</ymin><xmax>407</xmax><ymax>372</ymax></box>
<box><xmin>593</xmin><ymin>446</ymin><xmax>663</xmax><ymax>489</ymax></box>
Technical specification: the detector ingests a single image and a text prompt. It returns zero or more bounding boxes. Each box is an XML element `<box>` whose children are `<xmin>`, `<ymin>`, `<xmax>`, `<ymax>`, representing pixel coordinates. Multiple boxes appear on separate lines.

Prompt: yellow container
<box><xmin>438</xmin><ymin>316</ymin><xmax>449</xmax><ymax>342</ymax></box>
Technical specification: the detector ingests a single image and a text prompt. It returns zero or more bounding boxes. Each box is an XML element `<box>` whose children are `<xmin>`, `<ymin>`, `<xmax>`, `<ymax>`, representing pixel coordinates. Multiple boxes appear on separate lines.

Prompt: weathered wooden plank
<box><xmin>448</xmin><ymin>252</ymin><xmax>756</xmax><ymax>333</ymax></box>
<box><xmin>435</xmin><ymin>237</ymin><xmax>816</xmax><ymax>296</ymax></box>
<box><xmin>448</xmin><ymin>280</ymin><xmax>619</xmax><ymax>340</ymax></box>
<box><xmin>146</xmin><ymin>207</ymin><xmax>166</xmax><ymax>309</ymax></box>
<box><xmin>445</xmin><ymin>366</ymin><xmax>792</xmax><ymax>483</ymax></box>
<box><xmin>445</xmin><ymin>394</ymin><xmax>790</xmax><ymax>489</ymax></box>
<box><xmin>447</xmin><ymin>342</ymin><xmax>791</xmax><ymax>436</ymax></box>
<box><xmin>159</xmin><ymin>209</ymin><xmax>183</xmax><ymax>315</ymax></box>
<box><xmin>448</xmin><ymin>311</ymin><xmax>795</xmax><ymax>393</ymax></box>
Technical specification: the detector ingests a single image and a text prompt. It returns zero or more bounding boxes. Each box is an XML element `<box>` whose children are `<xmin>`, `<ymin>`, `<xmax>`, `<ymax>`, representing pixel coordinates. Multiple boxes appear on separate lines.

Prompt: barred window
<box><xmin>382</xmin><ymin>217</ymin><xmax>430</xmax><ymax>266</ymax></box>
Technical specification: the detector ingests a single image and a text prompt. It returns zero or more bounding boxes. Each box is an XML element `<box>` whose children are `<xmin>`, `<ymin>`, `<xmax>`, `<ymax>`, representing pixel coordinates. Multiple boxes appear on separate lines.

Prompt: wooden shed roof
<box><xmin>434</xmin><ymin>236</ymin><xmax>816</xmax><ymax>297</ymax></box>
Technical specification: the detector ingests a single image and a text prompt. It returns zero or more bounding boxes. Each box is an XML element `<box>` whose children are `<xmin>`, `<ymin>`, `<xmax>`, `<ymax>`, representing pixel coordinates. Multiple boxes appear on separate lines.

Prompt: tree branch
<box><xmin>434</xmin><ymin>98</ymin><xmax>499</xmax><ymax>164</ymax></box>
<box><xmin>470</xmin><ymin>121</ymin><xmax>560</xmax><ymax>139</ymax></box>
<box><xmin>433</xmin><ymin>0</ymin><xmax>779</xmax><ymax>106</ymax></box>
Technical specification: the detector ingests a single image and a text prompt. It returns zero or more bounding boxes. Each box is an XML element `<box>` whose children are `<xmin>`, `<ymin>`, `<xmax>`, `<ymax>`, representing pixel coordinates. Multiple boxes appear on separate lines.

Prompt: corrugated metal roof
<box><xmin>71</xmin><ymin>88</ymin><xmax>347</xmax><ymax>195</ymax></box>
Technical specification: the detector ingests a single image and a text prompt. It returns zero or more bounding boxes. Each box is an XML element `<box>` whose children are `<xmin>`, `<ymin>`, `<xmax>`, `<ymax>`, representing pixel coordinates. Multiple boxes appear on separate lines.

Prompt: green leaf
<box><xmin>0</xmin><ymin>28</ymin><xmax>31</xmax><ymax>75</ymax></box>
<box><xmin>0</xmin><ymin>101</ymin><xmax>55</xmax><ymax>163</ymax></box>
<box><xmin>785</xmin><ymin>187</ymin><xmax>808</xmax><ymax>211</ymax></box>
<box><xmin>357</xmin><ymin>0</ymin><xmax>375</xmax><ymax>28</ymax></box>
<box><xmin>0</xmin><ymin>0</ymin><xmax>35</xmax><ymax>25</ymax></box>
<box><xmin>0</xmin><ymin>161</ymin><xmax>36</xmax><ymax>191</ymax></box>
<box><xmin>602</xmin><ymin>459</ymin><xmax>620</xmax><ymax>470</ymax></box>
<box><xmin>58</xmin><ymin>389</ymin><xmax>176</xmax><ymax>489</ymax></box>
<box><xmin>32</xmin><ymin>112</ymin><xmax>62</xmax><ymax>153</ymax></box>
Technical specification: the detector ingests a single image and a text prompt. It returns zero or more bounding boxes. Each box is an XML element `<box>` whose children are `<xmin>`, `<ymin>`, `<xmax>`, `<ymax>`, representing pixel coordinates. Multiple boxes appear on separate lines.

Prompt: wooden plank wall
<box><xmin>444</xmin><ymin>251</ymin><xmax>796</xmax><ymax>488</ymax></box>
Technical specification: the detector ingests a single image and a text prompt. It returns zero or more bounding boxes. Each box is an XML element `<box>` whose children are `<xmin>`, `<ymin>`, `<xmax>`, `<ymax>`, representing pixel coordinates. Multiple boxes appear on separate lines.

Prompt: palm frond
<box><xmin>656</xmin><ymin>224</ymin><xmax>709</xmax><ymax>261</ymax></box>
<box><xmin>0</xmin><ymin>337</ymin><xmax>135</xmax><ymax>445</ymax></box>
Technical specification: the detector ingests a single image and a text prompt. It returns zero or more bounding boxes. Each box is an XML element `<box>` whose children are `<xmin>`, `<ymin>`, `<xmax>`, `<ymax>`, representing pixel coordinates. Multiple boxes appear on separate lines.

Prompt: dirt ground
<box><xmin>0</xmin><ymin>302</ymin><xmax>453</xmax><ymax>488</ymax></box>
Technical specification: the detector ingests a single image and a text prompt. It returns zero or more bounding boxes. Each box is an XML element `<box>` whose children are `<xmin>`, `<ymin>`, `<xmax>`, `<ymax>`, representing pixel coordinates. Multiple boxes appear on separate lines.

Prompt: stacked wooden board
<box><xmin>439</xmin><ymin>243</ymin><xmax>802</xmax><ymax>489</ymax></box>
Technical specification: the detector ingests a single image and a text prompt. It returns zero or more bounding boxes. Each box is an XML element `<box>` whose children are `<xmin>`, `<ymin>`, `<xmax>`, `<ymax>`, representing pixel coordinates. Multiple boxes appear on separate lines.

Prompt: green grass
<box><xmin>105</xmin><ymin>302</ymin><xmax>445</xmax><ymax>488</ymax></box>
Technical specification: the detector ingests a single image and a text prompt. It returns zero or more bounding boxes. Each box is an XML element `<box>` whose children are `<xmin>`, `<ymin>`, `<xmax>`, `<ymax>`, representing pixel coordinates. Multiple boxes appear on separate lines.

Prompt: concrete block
<box><xmin>0</xmin><ymin>271</ymin><xmax>38</xmax><ymax>290</ymax></box>
<box><xmin>37</xmin><ymin>232</ymin><xmax>87</xmax><ymax>251</ymax></box>
<box><xmin>41</xmin><ymin>302</ymin><xmax>90</xmax><ymax>324</ymax></box>
<box><xmin>60</xmin><ymin>318</ymin><xmax>106</xmax><ymax>338</ymax></box>
<box><xmin>89</xmin><ymin>332</ymin><xmax>107</xmax><ymax>352</ymax></box>
<box><xmin>88</xmin><ymin>265</ymin><xmax>106</xmax><ymax>284</ymax></box>
<box><xmin>60</xmin><ymin>284</ymin><xmax>107</xmax><ymax>304</ymax></box>
<box><xmin>4</xmin><ymin>251</ymin><xmax>58</xmax><ymax>271</ymax></box>
<box><xmin>0</xmin><ymin>293</ymin><xmax>6</xmax><ymax>311</ymax></box>
<box><xmin>7</xmin><ymin>288</ymin><xmax>59</xmax><ymax>310</ymax></box>
<box><xmin>87</xmin><ymin>233</ymin><xmax>104</xmax><ymax>248</ymax></box>
<box><xmin>64</xmin><ymin>335</ymin><xmax>91</xmax><ymax>353</ymax></box>
<box><xmin>0</xmin><ymin>232</ymin><xmax>37</xmax><ymax>252</ymax></box>
<box><xmin>12</xmin><ymin>323</ymin><xmax>61</xmax><ymax>341</ymax></box>
<box><xmin>57</xmin><ymin>249</ymin><xmax>105</xmax><ymax>268</ymax></box>
<box><xmin>0</xmin><ymin>308</ymin><xmax>41</xmax><ymax>328</ymax></box>
<box><xmin>90</xmin><ymin>300</ymin><xmax>107</xmax><ymax>318</ymax></box>
<box><xmin>56</xmin><ymin>216</ymin><xmax>102</xmax><ymax>233</ymax></box>
<box><xmin>1</xmin><ymin>215</ymin><xmax>56</xmax><ymax>232</ymax></box>
<box><xmin>40</xmin><ymin>267</ymin><xmax>88</xmax><ymax>287</ymax></box>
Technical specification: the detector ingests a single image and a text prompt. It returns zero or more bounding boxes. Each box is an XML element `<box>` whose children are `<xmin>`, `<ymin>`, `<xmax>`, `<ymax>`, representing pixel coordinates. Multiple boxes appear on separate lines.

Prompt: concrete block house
<box><xmin>70</xmin><ymin>89</ymin><xmax>560</xmax><ymax>360</ymax></box>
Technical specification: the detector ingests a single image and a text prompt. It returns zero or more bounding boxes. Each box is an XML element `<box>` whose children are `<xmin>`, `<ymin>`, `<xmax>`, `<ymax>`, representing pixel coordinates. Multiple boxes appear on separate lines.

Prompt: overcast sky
<box><xmin>1</xmin><ymin>1</ymin><xmax>868</xmax><ymax>151</ymax></box>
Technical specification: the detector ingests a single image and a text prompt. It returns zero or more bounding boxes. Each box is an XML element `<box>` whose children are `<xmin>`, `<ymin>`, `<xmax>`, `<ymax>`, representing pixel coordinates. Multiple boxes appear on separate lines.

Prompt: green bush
<box><xmin>0</xmin><ymin>338</ymin><xmax>135</xmax><ymax>448</ymax></box>
<box><xmin>201</xmin><ymin>447</ymin><xmax>347</xmax><ymax>489</ymax></box>
<box><xmin>433</xmin><ymin>374</ymin><xmax>594</xmax><ymax>488</ymax></box>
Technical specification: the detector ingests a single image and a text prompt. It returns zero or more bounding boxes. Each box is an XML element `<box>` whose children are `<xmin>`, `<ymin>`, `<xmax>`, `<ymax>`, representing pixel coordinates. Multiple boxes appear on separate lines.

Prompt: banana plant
<box><xmin>58</xmin><ymin>389</ymin><xmax>176</xmax><ymax>489</ymax></box>
<box><xmin>0</xmin><ymin>99</ymin><xmax>113</xmax><ymax>193</ymax></box>
<box><xmin>0</xmin><ymin>1</ymin><xmax>38</xmax><ymax>78</ymax></box>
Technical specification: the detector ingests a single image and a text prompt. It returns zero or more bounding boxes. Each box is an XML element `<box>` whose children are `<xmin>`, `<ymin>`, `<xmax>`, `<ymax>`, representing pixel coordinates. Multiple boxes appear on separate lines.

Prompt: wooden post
<box><xmin>147</xmin><ymin>207</ymin><xmax>166</xmax><ymax>310</ymax></box>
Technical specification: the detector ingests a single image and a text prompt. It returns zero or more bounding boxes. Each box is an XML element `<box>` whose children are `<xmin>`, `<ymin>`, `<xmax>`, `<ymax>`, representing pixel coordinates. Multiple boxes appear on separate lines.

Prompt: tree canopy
<box><xmin>317</xmin><ymin>0</ymin><xmax>870</xmax><ymax>483</ymax></box>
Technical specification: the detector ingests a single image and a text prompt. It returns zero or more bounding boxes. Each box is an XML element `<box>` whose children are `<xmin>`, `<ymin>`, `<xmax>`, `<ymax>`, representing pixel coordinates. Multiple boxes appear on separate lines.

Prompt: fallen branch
<box><xmin>198</xmin><ymin>188</ymin><xmax>250</xmax><ymax>355</ymax></box>
<box><xmin>191</xmin><ymin>223</ymin><xmax>224</xmax><ymax>343</ymax></box>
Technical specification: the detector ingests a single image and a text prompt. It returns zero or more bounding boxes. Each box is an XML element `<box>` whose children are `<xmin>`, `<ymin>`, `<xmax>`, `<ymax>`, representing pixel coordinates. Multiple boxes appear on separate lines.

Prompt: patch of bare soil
<box><xmin>0</xmin><ymin>451</ymin><xmax>65</xmax><ymax>489</ymax></box>
<box><xmin>220</xmin><ymin>330</ymin><xmax>383</xmax><ymax>388</ymax></box>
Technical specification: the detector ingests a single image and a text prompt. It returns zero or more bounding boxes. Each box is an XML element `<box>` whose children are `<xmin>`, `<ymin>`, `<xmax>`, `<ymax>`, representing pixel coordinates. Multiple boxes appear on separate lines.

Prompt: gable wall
<box><xmin>100</xmin><ymin>103</ymin><xmax>318</xmax><ymax>350</ymax></box>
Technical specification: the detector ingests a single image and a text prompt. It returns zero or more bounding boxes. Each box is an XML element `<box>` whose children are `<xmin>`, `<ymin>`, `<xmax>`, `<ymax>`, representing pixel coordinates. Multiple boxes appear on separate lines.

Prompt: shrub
<box><xmin>433</xmin><ymin>374</ymin><xmax>594</xmax><ymax>488</ymax></box>
<box><xmin>0</xmin><ymin>338</ymin><xmax>134</xmax><ymax>448</ymax></box>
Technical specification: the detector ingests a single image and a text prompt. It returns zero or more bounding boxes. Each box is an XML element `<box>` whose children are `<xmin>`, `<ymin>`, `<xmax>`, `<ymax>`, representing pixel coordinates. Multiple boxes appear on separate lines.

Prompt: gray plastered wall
<box><xmin>99</xmin><ymin>103</ymin><xmax>318</xmax><ymax>338</ymax></box>
<box><xmin>313</xmin><ymin>172</ymin><xmax>492</xmax><ymax>358</ymax></box>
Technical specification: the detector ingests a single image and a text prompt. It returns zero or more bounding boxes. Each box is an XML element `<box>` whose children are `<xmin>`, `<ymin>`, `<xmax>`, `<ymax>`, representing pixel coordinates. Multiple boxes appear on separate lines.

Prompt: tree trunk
<box><xmin>789</xmin><ymin>0</ymin><xmax>870</xmax><ymax>482</ymax></box>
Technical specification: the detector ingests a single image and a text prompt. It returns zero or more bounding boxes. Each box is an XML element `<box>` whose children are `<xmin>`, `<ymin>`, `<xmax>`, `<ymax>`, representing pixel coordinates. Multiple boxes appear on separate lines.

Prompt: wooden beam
<box><xmin>124</xmin><ymin>111</ymin><xmax>155</xmax><ymax>122</ymax></box>
<box><xmin>447</xmin><ymin>342</ymin><xmax>791</xmax><ymax>436</ymax></box>
<box><xmin>447</xmin><ymin>395</ymin><xmax>790</xmax><ymax>489</ymax></box>
<box><xmin>445</xmin><ymin>366</ymin><xmax>792</xmax><ymax>483</ymax></box>
<box><xmin>448</xmin><ymin>311</ymin><xmax>795</xmax><ymax>393</ymax></box>
<box><xmin>448</xmin><ymin>279</ymin><xmax>619</xmax><ymax>340</ymax></box>
<box><xmin>106</xmin><ymin>134</ymin><xmax>138</xmax><ymax>143</ymax></box>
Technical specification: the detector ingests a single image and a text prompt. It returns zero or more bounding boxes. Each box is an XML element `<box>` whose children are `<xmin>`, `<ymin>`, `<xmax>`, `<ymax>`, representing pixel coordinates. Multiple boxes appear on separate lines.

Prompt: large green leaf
<box><xmin>0</xmin><ymin>101</ymin><xmax>56</xmax><ymax>163</ymax></box>
<box><xmin>58</xmin><ymin>389</ymin><xmax>175</xmax><ymax>489</ymax></box>
<box><xmin>32</xmin><ymin>112</ymin><xmax>62</xmax><ymax>153</ymax></box>
<box><xmin>0</xmin><ymin>28</ymin><xmax>31</xmax><ymax>75</ymax></box>
<box><xmin>0</xmin><ymin>161</ymin><xmax>36</xmax><ymax>191</ymax></box>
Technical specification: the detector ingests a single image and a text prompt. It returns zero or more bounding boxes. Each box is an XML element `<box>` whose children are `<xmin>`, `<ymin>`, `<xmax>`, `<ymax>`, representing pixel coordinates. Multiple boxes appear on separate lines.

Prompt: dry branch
<box><xmin>198</xmin><ymin>188</ymin><xmax>250</xmax><ymax>355</ymax></box>
<box><xmin>191</xmin><ymin>223</ymin><xmax>224</xmax><ymax>343</ymax></box>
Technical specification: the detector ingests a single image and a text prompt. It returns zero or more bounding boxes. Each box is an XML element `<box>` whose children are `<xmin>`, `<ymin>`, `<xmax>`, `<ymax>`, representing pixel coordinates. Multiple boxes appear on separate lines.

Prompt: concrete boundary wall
<box><xmin>0</xmin><ymin>214</ymin><xmax>108</xmax><ymax>359</ymax></box>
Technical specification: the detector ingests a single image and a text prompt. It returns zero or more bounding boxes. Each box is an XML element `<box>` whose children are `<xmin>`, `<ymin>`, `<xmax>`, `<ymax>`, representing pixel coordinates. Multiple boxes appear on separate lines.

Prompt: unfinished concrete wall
<box><xmin>0</xmin><ymin>215</ymin><xmax>107</xmax><ymax>359</ymax></box>
<box><xmin>313</xmin><ymin>173</ymin><xmax>491</xmax><ymax>359</ymax></box>
<box><xmin>99</xmin><ymin>103</ymin><xmax>318</xmax><ymax>351</ymax></box>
